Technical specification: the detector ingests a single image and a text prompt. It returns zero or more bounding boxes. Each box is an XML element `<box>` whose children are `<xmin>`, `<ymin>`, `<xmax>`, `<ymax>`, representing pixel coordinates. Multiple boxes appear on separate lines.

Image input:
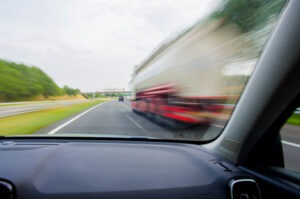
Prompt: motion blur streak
<box><xmin>130</xmin><ymin>0</ymin><xmax>286</xmax><ymax>133</ymax></box>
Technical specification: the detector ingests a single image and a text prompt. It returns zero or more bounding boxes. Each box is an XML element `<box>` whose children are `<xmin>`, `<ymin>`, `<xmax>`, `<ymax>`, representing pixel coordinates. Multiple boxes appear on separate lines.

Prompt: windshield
<box><xmin>0</xmin><ymin>0</ymin><xmax>287</xmax><ymax>141</ymax></box>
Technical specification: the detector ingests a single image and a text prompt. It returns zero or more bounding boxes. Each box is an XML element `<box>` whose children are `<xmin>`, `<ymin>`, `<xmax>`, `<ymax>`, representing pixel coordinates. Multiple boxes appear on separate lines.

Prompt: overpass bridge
<box><xmin>82</xmin><ymin>90</ymin><xmax>131</xmax><ymax>98</ymax></box>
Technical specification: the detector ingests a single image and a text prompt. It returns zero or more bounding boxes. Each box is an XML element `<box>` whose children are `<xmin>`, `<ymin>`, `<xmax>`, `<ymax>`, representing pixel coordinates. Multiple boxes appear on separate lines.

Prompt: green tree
<box><xmin>213</xmin><ymin>0</ymin><xmax>286</xmax><ymax>32</ymax></box>
<box><xmin>0</xmin><ymin>59</ymin><xmax>63</xmax><ymax>101</ymax></box>
<box><xmin>63</xmin><ymin>86</ymin><xmax>81</xmax><ymax>96</ymax></box>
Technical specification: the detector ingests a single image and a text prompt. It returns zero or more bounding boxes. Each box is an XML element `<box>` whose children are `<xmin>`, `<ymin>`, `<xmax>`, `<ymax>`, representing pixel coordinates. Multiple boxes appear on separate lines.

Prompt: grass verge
<box><xmin>0</xmin><ymin>100</ymin><xmax>105</xmax><ymax>136</ymax></box>
<box><xmin>287</xmin><ymin>114</ymin><xmax>300</xmax><ymax>126</ymax></box>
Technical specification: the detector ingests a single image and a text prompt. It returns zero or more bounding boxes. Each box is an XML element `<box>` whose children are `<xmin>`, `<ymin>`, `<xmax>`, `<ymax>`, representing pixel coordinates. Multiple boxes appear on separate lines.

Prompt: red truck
<box><xmin>131</xmin><ymin>84</ymin><xmax>235</xmax><ymax>127</ymax></box>
<box><xmin>131</xmin><ymin>18</ymin><xmax>254</xmax><ymax>127</ymax></box>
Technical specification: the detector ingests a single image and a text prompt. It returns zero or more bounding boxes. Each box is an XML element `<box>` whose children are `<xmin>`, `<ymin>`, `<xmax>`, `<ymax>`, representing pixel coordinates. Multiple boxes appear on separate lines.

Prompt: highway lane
<box><xmin>282</xmin><ymin>143</ymin><xmax>300</xmax><ymax>172</ymax></box>
<box><xmin>281</xmin><ymin>125</ymin><xmax>300</xmax><ymax>144</ymax></box>
<box><xmin>38</xmin><ymin>101</ymin><xmax>300</xmax><ymax>171</ymax></box>
<box><xmin>39</xmin><ymin>101</ymin><xmax>214</xmax><ymax>140</ymax></box>
<box><xmin>281</xmin><ymin>125</ymin><xmax>300</xmax><ymax>171</ymax></box>
<box><xmin>0</xmin><ymin>99</ymin><xmax>88</xmax><ymax>118</ymax></box>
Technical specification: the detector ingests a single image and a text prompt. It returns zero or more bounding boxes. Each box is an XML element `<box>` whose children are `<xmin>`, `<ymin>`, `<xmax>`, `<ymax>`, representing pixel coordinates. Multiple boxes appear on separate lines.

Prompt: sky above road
<box><xmin>0</xmin><ymin>0</ymin><xmax>214</xmax><ymax>92</ymax></box>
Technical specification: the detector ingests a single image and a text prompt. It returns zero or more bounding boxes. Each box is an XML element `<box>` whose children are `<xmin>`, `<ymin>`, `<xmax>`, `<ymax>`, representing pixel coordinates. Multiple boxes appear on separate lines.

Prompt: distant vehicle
<box><xmin>118</xmin><ymin>96</ymin><xmax>124</xmax><ymax>101</ymax></box>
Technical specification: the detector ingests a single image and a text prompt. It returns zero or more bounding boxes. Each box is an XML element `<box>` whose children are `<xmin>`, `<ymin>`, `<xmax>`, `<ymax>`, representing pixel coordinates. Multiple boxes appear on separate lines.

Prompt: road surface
<box><xmin>38</xmin><ymin>101</ymin><xmax>217</xmax><ymax>140</ymax></box>
<box><xmin>37</xmin><ymin>101</ymin><xmax>300</xmax><ymax>172</ymax></box>
<box><xmin>0</xmin><ymin>99</ymin><xmax>88</xmax><ymax>118</ymax></box>
<box><xmin>281</xmin><ymin>125</ymin><xmax>300</xmax><ymax>171</ymax></box>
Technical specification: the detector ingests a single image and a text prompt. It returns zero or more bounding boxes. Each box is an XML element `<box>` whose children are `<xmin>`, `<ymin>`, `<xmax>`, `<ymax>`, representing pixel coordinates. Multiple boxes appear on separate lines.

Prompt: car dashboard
<box><xmin>0</xmin><ymin>139</ymin><xmax>260</xmax><ymax>199</ymax></box>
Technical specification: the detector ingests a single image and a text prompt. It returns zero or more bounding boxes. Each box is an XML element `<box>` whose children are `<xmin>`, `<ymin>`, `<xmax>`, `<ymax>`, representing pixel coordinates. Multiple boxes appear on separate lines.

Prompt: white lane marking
<box><xmin>116</xmin><ymin>103</ymin><xmax>149</xmax><ymax>134</ymax></box>
<box><xmin>48</xmin><ymin>102</ymin><xmax>106</xmax><ymax>134</ymax></box>
<box><xmin>282</xmin><ymin>140</ymin><xmax>300</xmax><ymax>148</ymax></box>
<box><xmin>211</xmin><ymin>123</ymin><xmax>224</xmax><ymax>128</ymax></box>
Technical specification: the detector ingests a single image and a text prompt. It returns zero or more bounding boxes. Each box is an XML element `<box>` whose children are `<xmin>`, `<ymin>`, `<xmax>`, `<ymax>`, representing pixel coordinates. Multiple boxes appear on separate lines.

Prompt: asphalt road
<box><xmin>281</xmin><ymin>125</ymin><xmax>300</xmax><ymax>171</ymax></box>
<box><xmin>39</xmin><ymin>101</ymin><xmax>217</xmax><ymax>140</ymax></box>
<box><xmin>0</xmin><ymin>99</ymin><xmax>88</xmax><ymax>118</ymax></box>
<box><xmin>38</xmin><ymin>101</ymin><xmax>300</xmax><ymax>171</ymax></box>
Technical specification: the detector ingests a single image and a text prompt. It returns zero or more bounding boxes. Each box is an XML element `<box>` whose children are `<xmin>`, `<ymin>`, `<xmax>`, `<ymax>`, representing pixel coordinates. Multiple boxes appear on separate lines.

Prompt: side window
<box><xmin>280</xmin><ymin>107</ymin><xmax>300</xmax><ymax>172</ymax></box>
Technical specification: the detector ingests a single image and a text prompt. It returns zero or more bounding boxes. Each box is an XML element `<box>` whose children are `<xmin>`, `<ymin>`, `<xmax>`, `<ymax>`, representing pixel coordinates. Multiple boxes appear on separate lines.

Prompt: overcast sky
<box><xmin>0</xmin><ymin>0</ymin><xmax>214</xmax><ymax>92</ymax></box>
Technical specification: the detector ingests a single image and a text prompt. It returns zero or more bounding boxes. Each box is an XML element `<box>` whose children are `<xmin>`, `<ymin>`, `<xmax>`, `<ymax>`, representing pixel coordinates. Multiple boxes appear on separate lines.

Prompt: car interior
<box><xmin>0</xmin><ymin>0</ymin><xmax>299</xmax><ymax>199</ymax></box>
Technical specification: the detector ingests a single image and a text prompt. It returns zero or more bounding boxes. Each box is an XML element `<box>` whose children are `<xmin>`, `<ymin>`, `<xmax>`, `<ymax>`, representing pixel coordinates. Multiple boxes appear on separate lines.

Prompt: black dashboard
<box><xmin>0</xmin><ymin>139</ymin><xmax>259</xmax><ymax>199</ymax></box>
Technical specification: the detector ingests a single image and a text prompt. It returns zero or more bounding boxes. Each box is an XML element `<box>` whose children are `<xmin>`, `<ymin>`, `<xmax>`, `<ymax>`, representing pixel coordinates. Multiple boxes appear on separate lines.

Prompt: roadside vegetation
<box><xmin>0</xmin><ymin>100</ymin><xmax>105</xmax><ymax>136</ymax></box>
<box><xmin>213</xmin><ymin>0</ymin><xmax>286</xmax><ymax>32</ymax></box>
<box><xmin>287</xmin><ymin>114</ymin><xmax>300</xmax><ymax>126</ymax></box>
<box><xmin>0</xmin><ymin>59</ymin><xmax>81</xmax><ymax>102</ymax></box>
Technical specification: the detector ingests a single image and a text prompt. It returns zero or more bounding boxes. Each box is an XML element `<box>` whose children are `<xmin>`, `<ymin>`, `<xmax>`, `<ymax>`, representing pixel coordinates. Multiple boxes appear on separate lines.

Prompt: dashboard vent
<box><xmin>0</xmin><ymin>181</ymin><xmax>15</xmax><ymax>199</ymax></box>
<box><xmin>229</xmin><ymin>179</ymin><xmax>261</xmax><ymax>199</ymax></box>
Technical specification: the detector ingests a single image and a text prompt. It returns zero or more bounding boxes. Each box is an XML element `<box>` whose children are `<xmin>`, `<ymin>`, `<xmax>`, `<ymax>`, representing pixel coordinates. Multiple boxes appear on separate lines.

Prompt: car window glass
<box><xmin>281</xmin><ymin>107</ymin><xmax>300</xmax><ymax>172</ymax></box>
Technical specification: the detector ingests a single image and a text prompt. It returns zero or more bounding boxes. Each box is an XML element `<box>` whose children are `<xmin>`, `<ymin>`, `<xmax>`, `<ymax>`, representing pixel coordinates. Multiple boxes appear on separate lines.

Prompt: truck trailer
<box><xmin>130</xmin><ymin>17</ymin><xmax>260</xmax><ymax>127</ymax></box>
